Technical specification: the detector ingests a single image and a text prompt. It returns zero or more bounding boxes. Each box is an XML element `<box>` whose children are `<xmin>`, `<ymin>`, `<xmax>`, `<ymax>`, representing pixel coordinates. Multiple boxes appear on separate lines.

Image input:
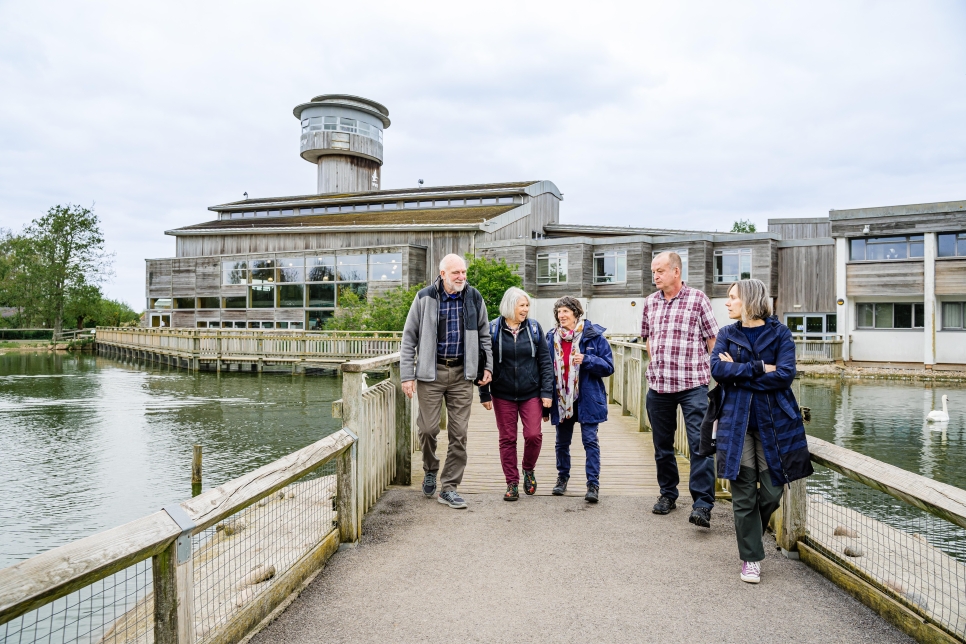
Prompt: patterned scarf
<box><xmin>553</xmin><ymin>318</ymin><xmax>584</xmax><ymax>420</ymax></box>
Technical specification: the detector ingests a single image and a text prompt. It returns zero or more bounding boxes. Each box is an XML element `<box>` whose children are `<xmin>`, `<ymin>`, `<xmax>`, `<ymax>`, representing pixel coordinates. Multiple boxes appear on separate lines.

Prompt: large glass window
<box><xmin>856</xmin><ymin>302</ymin><xmax>924</xmax><ymax>329</ymax></box>
<box><xmin>339</xmin><ymin>283</ymin><xmax>368</xmax><ymax>305</ymax></box>
<box><xmin>337</xmin><ymin>254</ymin><xmax>367</xmax><ymax>281</ymax></box>
<box><xmin>222</xmin><ymin>260</ymin><xmax>247</xmax><ymax>285</ymax></box>
<box><xmin>651</xmin><ymin>249</ymin><xmax>689</xmax><ymax>283</ymax></box>
<box><xmin>942</xmin><ymin>302</ymin><xmax>965</xmax><ymax>329</ymax></box>
<box><xmin>307</xmin><ymin>284</ymin><xmax>335</xmax><ymax>308</ymax></box>
<box><xmin>250</xmin><ymin>285</ymin><xmax>274</xmax><ymax>308</ymax></box>
<box><xmin>223</xmin><ymin>296</ymin><xmax>246</xmax><ymax>309</ymax></box>
<box><xmin>249</xmin><ymin>259</ymin><xmax>276</xmax><ymax>284</ymax></box>
<box><xmin>850</xmin><ymin>235</ymin><xmax>924</xmax><ymax>261</ymax></box>
<box><xmin>537</xmin><ymin>252</ymin><xmax>568</xmax><ymax>284</ymax></box>
<box><xmin>197</xmin><ymin>297</ymin><xmax>220</xmax><ymax>309</ymax></box>
<box><xmin>938</xmin><ymin>233</ymin><xmax>966</xmax><ymax>258</ymax></box>
<box><xmin>369</xmin><ymin>253</ymin><xmax>402</xmax><ymax>281</ymax></box>
<box><xmin>306</xmin><ymin>310</ymin><xmax>333</xmax><ymax>330</ymax></box>
<box><xmin>174</xmin><ymin>298</ymin><xmax>194</xmax><ymax>309</ymax></box>
<box><xmin>594</xmin><ymin>251</ymin><xmax>626</xmax><ymax>284</ymax></box>
<box><xmin>278</xmin><ymin>285</ymin><xmax>305</xmax><ymax>308</ymax></box>
<box><xmin>307</xmin><ymin>256</ymin><xmax>336</xmax><ymax>282</ymax></box>
<box><xmin>713</xmin><ymin>249</ymin><xmax>752</xmax><ymax>283</ymax></box>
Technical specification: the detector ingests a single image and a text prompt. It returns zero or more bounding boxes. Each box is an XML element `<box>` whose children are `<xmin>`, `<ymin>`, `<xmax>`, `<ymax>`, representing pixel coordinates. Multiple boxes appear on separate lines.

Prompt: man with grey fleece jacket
<box><xmin>401</xmin><ymin>254</ymin><xmax>493</xmax><ymax>509</ymax></box>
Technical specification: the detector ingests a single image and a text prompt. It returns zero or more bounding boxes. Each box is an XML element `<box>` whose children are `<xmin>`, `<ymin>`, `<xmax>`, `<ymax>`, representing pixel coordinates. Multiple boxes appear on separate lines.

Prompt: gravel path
<box><xmin>251</xmin><ymin>489</ymin><xmax>911</xmax><ymax>643</ymax></box>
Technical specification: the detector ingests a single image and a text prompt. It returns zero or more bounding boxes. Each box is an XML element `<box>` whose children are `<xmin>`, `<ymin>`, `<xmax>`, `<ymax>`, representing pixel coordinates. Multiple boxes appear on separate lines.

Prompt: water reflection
<box><xmin>0</xmin><ymin>353</ymin><xmax>342</xmax><ymax>567</ymax></box>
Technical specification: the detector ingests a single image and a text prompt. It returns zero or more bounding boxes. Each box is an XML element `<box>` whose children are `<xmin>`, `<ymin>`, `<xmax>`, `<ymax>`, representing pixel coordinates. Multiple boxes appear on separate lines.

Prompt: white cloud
<box><xmin>1</xmin><ymin>1</ymin><xmax>964</xmax><ymax>306</ymax></box>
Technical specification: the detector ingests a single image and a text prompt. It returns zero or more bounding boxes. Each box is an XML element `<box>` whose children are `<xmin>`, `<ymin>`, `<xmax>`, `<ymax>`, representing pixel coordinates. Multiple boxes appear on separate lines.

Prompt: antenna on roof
<box><xmin>418</xmin><ymin>179</ymin><xmax>424</xmax><ymax>188</ymax></box>
<box><xmin>243</xmin><ymin>192</ymin><xmax>248</xmax><ymax>200</ymax></box>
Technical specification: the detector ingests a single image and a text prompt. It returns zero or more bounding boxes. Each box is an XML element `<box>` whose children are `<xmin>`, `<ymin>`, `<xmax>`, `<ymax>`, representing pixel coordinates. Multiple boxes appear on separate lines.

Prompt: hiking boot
<box><xmin>552</xmin><ymin>475</ymin><xmax>569</xmax><ymax>496</ymax></box>
<box><xmin>523</xmin><ymin>470</ymin><xmax>537</xmax><ymax>495</ymax></box>
<box><xmin>585</xmin><ymin>483</ymin><xmax>599</xmax><ymax>503</ymax></box>
<box><xmin>422</xmin><ymin>472</ymin><xmax>437</xmax><ymax>498</ymax></box>
<box><xmin>504</xmin><ymin>483</ymin><xmax>519</xmax><ymax>502</ymax></box>
<box><xmin>652</xmin><ymin>495</ymin><xmax>676</xmax><ymax>514</ymax></box>
<box><xmin>437</xmin><ymin>490</ymin><xmax>467</xmax><ymax>509</ymax></box>
<box><xmin>740</xmin><ymin>560</ymin><xmax>761</xmax><ymax>584</ymax></box>
<box><xmin>689</xmin><ymin>507</ymin><xmax>712</xmax><ymax>528</ymax></box>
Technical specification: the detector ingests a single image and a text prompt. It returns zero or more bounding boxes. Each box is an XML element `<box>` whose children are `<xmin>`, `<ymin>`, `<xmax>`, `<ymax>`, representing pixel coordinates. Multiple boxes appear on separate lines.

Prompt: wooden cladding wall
<box><xmin>846</xmin><ymin>261</ymin><xmax>925</xmax><ymax>296</ymax></box>
<box><xmin>768</xmin><ymin>220</ymin><xmax>831</xmax><ymax>240</ymax></box>
<box><xmin>936</xmin><ymin>258</ymin><xmax>966</xmax><ymax>296</ymax></box>
<box><xmin>774</xmin><ymin>245</ymin><xmax>836</xmax><ymax>319</ymax></box>
<box><xmin>590</xmin><ymin>241</ymin><xmax>650</xmax><ymax>298</ymax></box>
<box><xmin>709</xmin><ymin>240</ymin><xmax>778</xmax><ymax>299</ymax></box>
<box><xmin>830</xmin><ymin>211</ymin><xmax>966</xmax><ymax>237</ymax></box>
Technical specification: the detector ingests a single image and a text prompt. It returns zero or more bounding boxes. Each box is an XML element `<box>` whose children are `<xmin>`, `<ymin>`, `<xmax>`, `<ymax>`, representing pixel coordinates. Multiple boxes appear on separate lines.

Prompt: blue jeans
<box><xmin>555</xmin><ymin>401</ymin><xmax>601</xmax><ymax>486</ymax></box>
<box><xmin>645</xmin><ymin>385</ymin><xmax>715</xmax><ymax>509</ymax></box>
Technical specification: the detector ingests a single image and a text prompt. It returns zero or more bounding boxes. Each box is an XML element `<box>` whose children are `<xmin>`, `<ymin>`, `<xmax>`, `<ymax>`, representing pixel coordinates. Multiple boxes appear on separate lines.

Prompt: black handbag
<box><xmin>697</xmin><ymin>384</ymin><xmax>723</xmax><ymax>457</ymax></box>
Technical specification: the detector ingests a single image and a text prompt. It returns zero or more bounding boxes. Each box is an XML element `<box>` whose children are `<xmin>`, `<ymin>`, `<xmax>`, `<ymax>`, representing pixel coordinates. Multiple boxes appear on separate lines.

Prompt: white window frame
<box><xmin>941</xmin><ymin>301</ymin><xmax>966</xmax><ymax>330</ymax></box>
<box><xmin>593</xmin><ymin>250</ymin><xmax>627</xmax><ymax>284</ymax></box>
<box><xmin>713</xmin><ymin>248</ymin><xmax>752</xmax><ymax>283</ymax></box>
<box><xmin>537</xmin><ymin>252</ymin><xmax>568</xmax><ymax>285</ymax></box>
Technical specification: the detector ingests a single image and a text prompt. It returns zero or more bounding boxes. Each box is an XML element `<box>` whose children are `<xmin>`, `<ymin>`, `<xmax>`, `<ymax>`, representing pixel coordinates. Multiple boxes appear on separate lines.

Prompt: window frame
<box><xmin>855</xmin><ymin>302</ymin><xmax>925</xmax><ymax>329</ymax></box>
<box><xmin>536</xmin><ymin>251</ymin><xmax>568</xmax><ymax>285</ymax></box>
<box><xmin>849</xmin><ymin>235</ymin><xmax>925</xmax><ymax>261</ymax></box>
<box><xmin>593</xmin><ymin>250</ymin><xmax>627</xmax><ymax>285</ymax></box>
<box><xmin>651</xmin><ymin>248</ymin><xmax>689</xmax><ymax>284</ymax></box>
<box><xmin>938</xmin><ymin>232</ymin><xmax>966</xmax><ymax>258</ymax></box>
<box><xmin>941</xmin><ymin>301</ymin><xmax>966</xmax><ymax>330</ymax></box>
<box><xmin>713</xmin><ymin>248</ymin><xmax>752</xmax><ymax>283</ymax></box>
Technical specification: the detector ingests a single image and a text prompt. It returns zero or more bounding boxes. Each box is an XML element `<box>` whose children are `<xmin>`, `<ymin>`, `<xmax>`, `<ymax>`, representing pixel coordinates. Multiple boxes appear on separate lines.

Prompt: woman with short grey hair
<box><xmin>479</xmin><ymin>287</ymin><xmax>554</xmax><ymax>501</ymax></box>
<box><xmin>710</xmin><ymin>278</ymin><xmax>812</xmax><ymax>584</ymax></box>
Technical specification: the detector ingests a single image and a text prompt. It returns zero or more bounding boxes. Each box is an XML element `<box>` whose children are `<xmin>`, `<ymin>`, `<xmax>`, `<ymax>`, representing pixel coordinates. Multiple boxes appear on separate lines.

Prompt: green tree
<box><xmin>64</xmin><ymin>283</ymin><xmax>103</xmax><ymax>329</ymax></box>
<box><xmin>324</xmin><ymin>283</ymin><xmax>425</xmax><ymax>331</ymax></box>
<box><xmin>0</xmin><ymin>232</ymin><xmax>43</xmax><ymax>327</ymax></box>
<box><xmin>465</xmin><ymin>254</ymin><xmax>523</xmax><ymax>320</ymax></box>
<box><xmin>731</xmin><ymin>219</ymin><xmax>757</xmax><ymax>233</ymax></box>
<box><xmin>97</xmin><ymin>298</ymin><xmax>141</xmax><ymax>327</ymax></box>
<box><xmin>20</xmin><ymin>205</ymin><xmax>113</xmax><ymax>335</ymax></box>
<box><xmin>324</xmin><ymin>288</ymin><xmax>372</xmax><ymax>331</ymax></box>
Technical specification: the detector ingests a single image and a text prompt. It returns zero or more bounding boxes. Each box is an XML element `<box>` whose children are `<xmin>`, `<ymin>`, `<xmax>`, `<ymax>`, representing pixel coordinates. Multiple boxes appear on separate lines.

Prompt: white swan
<box><xmin>926</xmin><ymin>395</ymin><xmax>949</xmax><ymax>422</ymax></box>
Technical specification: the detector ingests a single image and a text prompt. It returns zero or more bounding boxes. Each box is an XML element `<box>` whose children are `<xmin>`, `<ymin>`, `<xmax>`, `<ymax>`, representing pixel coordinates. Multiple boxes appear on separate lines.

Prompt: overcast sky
<box><xmin>1</xmin><ymin>1</ymin><xmax>965</xmax><ymax>307</ymax></box>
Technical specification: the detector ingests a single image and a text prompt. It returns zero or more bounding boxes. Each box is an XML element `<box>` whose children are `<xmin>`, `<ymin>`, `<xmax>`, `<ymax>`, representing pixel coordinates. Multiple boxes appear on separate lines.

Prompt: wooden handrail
<box><xmin>806</xmin><ymin>435</ymin><xmax>966</xmax><ymax>530</ymax></box>
<box><xmin>0</xmin><ymin>512</ymin><xmax>180</xmax><ymax>624</ymax></box>
<box><xmin>340</xmin><ymin>352</ymin><xmax>402</xmax><ymax>372</ymax></box>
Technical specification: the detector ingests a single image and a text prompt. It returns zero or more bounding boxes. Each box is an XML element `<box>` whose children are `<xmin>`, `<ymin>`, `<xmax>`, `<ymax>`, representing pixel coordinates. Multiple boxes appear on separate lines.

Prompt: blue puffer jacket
<box><xmin>546</xmin><ymin>320</ymin><xmax>615</xmax><ymax>426</ymax></box>
<box><xmin>709</xmin><ymin>316</ymin><xmax>813</xmax><ymax>486</ymax></box>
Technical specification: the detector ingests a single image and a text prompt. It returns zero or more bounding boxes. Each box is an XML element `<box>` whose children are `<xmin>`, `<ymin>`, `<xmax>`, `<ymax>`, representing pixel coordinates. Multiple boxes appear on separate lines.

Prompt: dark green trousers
<box><xmin>731</xmin><ymin>431</ymin><xmax>783</xmax><ymax>562</ymax></box>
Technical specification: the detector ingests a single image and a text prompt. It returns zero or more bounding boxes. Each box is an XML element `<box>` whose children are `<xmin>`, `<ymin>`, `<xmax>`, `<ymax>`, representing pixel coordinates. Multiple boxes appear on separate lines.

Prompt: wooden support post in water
<box><xmin>191</xmin><ymin>445</ymin><xmax>202</xmax><ymax>497</ymax></box>
<box><xmin>390</xmin><ymin>363</ymin><xmax>412</xmax><ymax>486</ymax></box>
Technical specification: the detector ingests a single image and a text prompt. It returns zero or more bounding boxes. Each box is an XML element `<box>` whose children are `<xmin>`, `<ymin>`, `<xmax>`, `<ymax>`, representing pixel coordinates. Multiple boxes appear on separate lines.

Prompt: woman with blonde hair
<box><xmin>710</xmin><ymin>279</ymin><xmax>812</xmax><ymax>584</ymax></box>
<box><xmin>479</xmin><ymin>287</ymin><xmax>553</xmax><ymax>501</ymax></box>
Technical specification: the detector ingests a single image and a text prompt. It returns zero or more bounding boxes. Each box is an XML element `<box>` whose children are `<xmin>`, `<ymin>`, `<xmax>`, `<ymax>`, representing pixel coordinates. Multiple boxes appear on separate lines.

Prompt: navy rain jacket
<box><xmin>546</xmin><ymin>319</ymin><xmax>615</xmax><ymax>426</ymax></box>
<box><xmin>709</xmin><ymin>316</ymin><xmax>813</xmax><ymax>486</ymax></box>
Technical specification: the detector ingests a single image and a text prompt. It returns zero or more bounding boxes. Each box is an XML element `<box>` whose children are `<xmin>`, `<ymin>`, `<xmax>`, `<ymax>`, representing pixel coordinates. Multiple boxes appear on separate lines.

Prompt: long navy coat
<box><xmin>709</xmin><ymin>316</ymin><xmax>813</xmax><ymax>486</ymax></box>
<box><xmin>546</xmin><ymin>320</ymin><xmax>614</xmax><ymax>426</ymax></box>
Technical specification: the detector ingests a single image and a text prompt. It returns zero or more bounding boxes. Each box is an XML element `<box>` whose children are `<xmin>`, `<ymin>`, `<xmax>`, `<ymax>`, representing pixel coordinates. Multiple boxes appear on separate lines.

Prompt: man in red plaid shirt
<box><xmin>641</xmin><ymin>251</ymin><xmax>719</xmax><ymax>528</ymax></box>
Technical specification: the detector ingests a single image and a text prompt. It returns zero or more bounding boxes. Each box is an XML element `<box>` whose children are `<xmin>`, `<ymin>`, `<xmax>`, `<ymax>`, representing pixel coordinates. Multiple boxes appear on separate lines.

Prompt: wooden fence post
<box><xmin>390</xmin><ymin>362</ymin><xmax>412</xmax><ymax>486</ymax></box>
<box><xmin>777</xmin><ymin>478</ymin><xmax>807</xmax><ymax>557</ymax></box>
<box><xmin>340</xmin><ymin>370</ymin><xmax>366</xmax><ymax>536</ymax></box>
<box><xmin>638</xmin><ymin>352</ymin><xmax>650</xmax><ymax>432</ymax></box>
<box><xmin>621</xmin><ymin>346</ymin><xmax>631</xmax><ymax>417</ymax></box>
<box><xmin>191</xmin><ymin>446</ymin><xmax>202</xmax><ymax>497</ymax></box>
<box><xmin>154</xmin><ymin>508</ymin><xmax>195</xmax><ymax>644</ymax></box>
<box><xmin>336</xmin><ymin>445</ymin><xmax>359</xmax><ymax>543</ymax></box>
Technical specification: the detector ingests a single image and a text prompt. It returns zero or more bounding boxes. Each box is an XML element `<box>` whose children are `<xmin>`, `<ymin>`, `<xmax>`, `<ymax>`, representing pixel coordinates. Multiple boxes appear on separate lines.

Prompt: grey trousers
<box><xmin>731</xmin><ymin>431</ymin><xmax>784</xmax><ymax>562</ymax></box>
<box><xmin>416</xmin><ymin>364</ymin><xmax>474</xmax><ymax>492</ymax></box>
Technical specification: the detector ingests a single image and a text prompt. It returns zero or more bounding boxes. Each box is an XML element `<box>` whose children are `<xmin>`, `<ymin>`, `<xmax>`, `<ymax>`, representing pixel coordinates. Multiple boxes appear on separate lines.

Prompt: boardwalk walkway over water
<box><xmin>2</xmin><ymin>346</ymin><xmax>965</xmax><ymax>644</ymax></box>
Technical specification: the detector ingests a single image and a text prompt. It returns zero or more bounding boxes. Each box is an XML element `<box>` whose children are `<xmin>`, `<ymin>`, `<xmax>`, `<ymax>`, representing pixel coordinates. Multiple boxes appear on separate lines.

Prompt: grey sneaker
<box><xmin>422</xmin><ymin>472</ymin><xmax>437</xmax><ymax>498</ymax></box>
<box><xmin>689</xmin><ymin>506</ymin><xmax>712</xmax><ymax>528</ymax></box>
<box><xmin>552</xmin><ymin>475</ymin><xmax>569</xmax><ymax>496</ymax></box>
<box><xmin>438</xmin><ymin>490</ymin><xmax>467</xmax><ymax>509</ymax></box>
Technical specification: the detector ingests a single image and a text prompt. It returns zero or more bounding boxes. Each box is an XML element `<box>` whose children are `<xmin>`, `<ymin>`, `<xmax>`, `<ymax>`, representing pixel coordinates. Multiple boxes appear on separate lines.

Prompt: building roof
<box><xmin>167</xmin><ymin>204</ymin><xmax>518</xmax><ymax>235</ymax></box>
<box><xmin>209</xmin><ymin>180</ymin><xmax>553</xmax><ymax>212</ymax></box>
<box><xmin>544</xmin><ymin>223</ymin><xmax>741</xmax><ymax>237</ymax></box>
<box><xmin>829</xmin><ymin>199</ymin><xmax>966</xmax><ymax>221</ymax></box>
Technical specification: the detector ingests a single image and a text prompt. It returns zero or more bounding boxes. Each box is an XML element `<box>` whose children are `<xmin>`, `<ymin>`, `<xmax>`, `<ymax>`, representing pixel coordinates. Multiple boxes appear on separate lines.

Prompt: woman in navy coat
<box><xmin>710</xmin><ymin>279</ymin><xmax>812</xmax><ymax>584</ymax></box>
<box><xmin>545</xmin><ymin>296</ymin><xmax>614</xmax><ymax>503</ymax></box>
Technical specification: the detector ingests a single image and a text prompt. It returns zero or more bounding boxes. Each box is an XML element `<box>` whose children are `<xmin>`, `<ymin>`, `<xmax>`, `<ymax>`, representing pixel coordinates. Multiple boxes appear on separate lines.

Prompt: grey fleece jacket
<box><xmin>400</xmin><ymin>277</ymin><xmax>493</xmax><ymax>383</ymax></box>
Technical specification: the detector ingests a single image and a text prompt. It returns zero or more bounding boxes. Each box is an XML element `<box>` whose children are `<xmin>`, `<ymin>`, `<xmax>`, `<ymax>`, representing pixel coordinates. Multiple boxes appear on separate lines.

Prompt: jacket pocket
<box><xmin>776</xmin><ymin>391</ymin><xmax>800</xmax><ymax>420</ymax></box>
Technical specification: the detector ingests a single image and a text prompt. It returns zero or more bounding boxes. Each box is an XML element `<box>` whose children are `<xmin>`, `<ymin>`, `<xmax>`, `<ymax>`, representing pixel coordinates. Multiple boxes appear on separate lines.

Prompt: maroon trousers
<box><xmin>492</xmin><ymin>396</ymin><xmax>544</xmax><ymax>484</ymax></box>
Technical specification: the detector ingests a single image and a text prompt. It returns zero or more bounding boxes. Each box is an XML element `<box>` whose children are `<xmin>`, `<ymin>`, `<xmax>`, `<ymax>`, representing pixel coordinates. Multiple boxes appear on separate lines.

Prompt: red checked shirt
<box><xmin>640</xmin><ymin>284</ymin><xmax>719</xmax><ymax>394</ymax></box>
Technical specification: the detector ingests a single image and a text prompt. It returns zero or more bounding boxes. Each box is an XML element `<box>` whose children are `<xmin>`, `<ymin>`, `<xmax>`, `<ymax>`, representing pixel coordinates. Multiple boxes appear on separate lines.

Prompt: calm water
<box><xmin>1</xmin><ymin>354</ymin><xmax>965</xmax><ymax>567</ymax></box>
<box><xmin>0</xmin><ymin>352</ymin><xmax>342</xmax><ymax>568</ymax></box>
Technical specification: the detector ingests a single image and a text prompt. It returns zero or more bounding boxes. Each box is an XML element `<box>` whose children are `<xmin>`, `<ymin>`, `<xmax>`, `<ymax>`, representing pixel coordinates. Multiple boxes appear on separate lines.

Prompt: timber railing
<box><xmin>778</xmin><ymin>437</ymin><xmax>966</xmax><ymax>643</ymax></box>
<box><xmin>0</xmin><ymin>353</ymin><xmax>410</xmax><ymax>644</ymax></box>
<box><xmin>95</xmin><ymin>327</ymin><xmax>403</xmax><ymax>371</ymax></box>
<box><xmin>793</xmin><ymin>336</ymin><xmax>844</xmax><ymax>363</ymax></box>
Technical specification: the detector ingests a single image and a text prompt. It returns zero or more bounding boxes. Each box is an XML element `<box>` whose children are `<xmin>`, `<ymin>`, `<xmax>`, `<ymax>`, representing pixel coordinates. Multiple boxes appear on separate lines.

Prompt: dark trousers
<box><xmin>645</xmin><ymin>385</ymin><xmax>715</xmax><ymax>509</ymax></box>
<box><xmin>732</xmin><ymin>431</ymin><xmax>784</xmax><ymax>562</ymax></box>
<box><xmin>555</xmin><ymin>401</ymin><xmax>600</xmax><ymax>486</ymax></box>
<box><xmin>492</xmin><ymin>396</ymin><xmax>543</xmax><ymax>484</ymax></box>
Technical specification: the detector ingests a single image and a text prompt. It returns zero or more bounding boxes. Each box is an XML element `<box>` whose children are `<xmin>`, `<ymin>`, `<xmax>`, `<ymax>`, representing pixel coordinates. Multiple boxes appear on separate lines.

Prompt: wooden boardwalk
<box><xmin>416</xmin><ymin>402</ymin><xmax>689</xmax><ymax>497</ymax></box>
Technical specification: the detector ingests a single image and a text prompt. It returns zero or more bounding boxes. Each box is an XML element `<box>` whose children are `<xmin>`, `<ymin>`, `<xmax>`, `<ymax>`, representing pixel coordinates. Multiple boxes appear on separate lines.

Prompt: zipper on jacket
<box><xmin>755</xmin><ymin>337</ymin><xmax>790</xmax><ymax>485</ymax></box>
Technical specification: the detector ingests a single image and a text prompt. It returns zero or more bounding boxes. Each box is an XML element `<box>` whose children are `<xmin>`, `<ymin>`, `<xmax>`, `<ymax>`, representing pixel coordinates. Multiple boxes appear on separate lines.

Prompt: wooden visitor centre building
<box><xmin>144</xmin><ymin>94</ymin><xmax>966</xmax><ymax>369</ymax></box>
